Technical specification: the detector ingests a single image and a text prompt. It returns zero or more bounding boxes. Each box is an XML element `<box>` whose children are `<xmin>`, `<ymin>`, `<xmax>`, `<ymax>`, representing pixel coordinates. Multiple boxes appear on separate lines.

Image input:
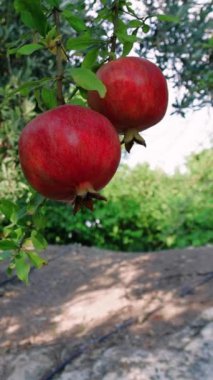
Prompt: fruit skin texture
<box><xmin>87</xmin><ymin>57</ymin><xmax>168</xmax><ymax>133</ymax></box>
<box><xmin>19</xmin><ymin>105</ymin><xmax>121</xmax><ymax>202</ymax></box>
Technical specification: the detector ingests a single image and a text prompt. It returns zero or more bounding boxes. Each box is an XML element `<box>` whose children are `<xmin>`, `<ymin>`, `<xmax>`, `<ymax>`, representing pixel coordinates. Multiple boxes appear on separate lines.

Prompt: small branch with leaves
<box><xmin>0</xmin><ymin>195</ymin><xmax>48</xmax><ymax>283</ymax></box>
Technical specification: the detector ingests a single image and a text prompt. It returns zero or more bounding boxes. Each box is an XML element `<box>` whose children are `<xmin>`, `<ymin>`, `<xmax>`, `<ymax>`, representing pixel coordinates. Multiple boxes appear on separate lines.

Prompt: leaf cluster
<box><xmin>0</xmin><ymin>192</ymin><xmax>47</xmax><ymax>283</ymax></box>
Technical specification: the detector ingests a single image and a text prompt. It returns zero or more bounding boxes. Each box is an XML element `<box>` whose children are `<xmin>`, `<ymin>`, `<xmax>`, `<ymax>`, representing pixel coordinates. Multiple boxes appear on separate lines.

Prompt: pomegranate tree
<box><xmin>88</xmin><ymin>57</ymin><xmax>168</xmax><ymax>152</ymax></box>
<box><xmin>19</xmin><ymin>105</ymin><xmax>121</xmax><ymax>213</ymax></box>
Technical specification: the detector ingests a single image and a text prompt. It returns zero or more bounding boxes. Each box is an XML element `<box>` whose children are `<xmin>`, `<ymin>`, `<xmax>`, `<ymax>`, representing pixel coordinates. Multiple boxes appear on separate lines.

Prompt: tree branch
<box><xmin>110</xmin><ymin>0</ymin><xmax>120</xmax><ymax>57</ymax></box>
<box><xmin>53</xmin><ymin>8</ymin><xmax>65</xmax><ymax>105</ymax></box>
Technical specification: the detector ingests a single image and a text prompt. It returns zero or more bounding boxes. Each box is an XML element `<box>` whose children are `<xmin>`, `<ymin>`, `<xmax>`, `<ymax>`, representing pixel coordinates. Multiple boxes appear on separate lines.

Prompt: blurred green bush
<box><xmin>42</xmin><ymin>148</ymin><xmax>213</xmax><ymax>251</ymax></box>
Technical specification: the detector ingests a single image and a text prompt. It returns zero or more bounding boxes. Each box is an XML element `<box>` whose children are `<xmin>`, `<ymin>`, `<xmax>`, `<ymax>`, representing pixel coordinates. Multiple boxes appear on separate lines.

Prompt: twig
<box><xmin>6</xmin><ymin>53</ymin><xmax>12</xmax><ymax>76</ymax></box>
<box><xmin>60</xmin><ymin>43</ymin><xmax>71</xmax><ymax>62</ymax></box>
<box><xmin>53</xmin><ymin>8</ymin><xmax>65</xmax><ymax>105</ymax></box>
<box><xmin>110</xmin><ymin>0</ymin><xmax>120</xmax><ymax>57</ymax></box>
<box><xmin>121</xmin><ymin>8</ymin><xmax>148</xmax><ymax>23</ymax></box>
<box><xmin>69</xmin><ymin>86</ymin><xmax>78</xmax><ymax>100</ymax></box>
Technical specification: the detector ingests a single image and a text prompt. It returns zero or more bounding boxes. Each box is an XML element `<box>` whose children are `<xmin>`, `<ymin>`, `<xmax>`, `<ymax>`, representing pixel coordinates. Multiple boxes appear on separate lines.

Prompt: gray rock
<box><xmin>102</xmin><ymin>373</ymin><xmax>123</xmax><ymax>380</ymax></box>
<box><xmin>5</xmin><ymin>350</ymin><xmax>54</xmax><ymax>380</ymax></box>
<box><xmin>58</xmin><ymin>369</ymin><xmax>91</xmax><ymax>380</ymax></box>
<box><xmin>2</xmin><ymin>308</ymin><xmax>213</xmax><ymax>380</ymax></box>
<box><xmin>201</xmin><ymin>307</ymin><xmax>213</xmax><ymax>322</ymax></box>
<box><xmin>200</xmin><ymin>322</ymin><xmax>213</xmax><ymax>339</ymax></box>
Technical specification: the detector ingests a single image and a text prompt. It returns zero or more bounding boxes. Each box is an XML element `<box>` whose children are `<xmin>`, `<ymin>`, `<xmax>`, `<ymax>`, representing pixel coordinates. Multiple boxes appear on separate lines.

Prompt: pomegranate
<box><xmin>19</xmin><ymin>105</ymin><xmax>121</xmax><ymax>213</ymax></box>
<box><xmin>87</xmin><ymin>57</ymin><xmax>168</xmax><ymax>151</ymax></box>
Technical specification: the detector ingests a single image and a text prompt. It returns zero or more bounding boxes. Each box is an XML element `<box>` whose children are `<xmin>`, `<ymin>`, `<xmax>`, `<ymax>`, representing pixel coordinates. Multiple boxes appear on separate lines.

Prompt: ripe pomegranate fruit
<box><xmin>19</xmin><ymin>105</ymin><xmax>121</xmax><ymax>213</ymax></box>
<box><xmin>87</xmin><ymin>57</ymin><xmax>168</xmax><ymax>152</ymax></box>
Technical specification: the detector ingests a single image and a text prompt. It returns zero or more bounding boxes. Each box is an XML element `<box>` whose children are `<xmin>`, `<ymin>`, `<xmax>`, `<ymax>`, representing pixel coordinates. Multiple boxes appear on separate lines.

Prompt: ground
<box><xmin>0</xmin><ymin>245</ymin><xmax>212</xmax><ymax>380</ymax></box>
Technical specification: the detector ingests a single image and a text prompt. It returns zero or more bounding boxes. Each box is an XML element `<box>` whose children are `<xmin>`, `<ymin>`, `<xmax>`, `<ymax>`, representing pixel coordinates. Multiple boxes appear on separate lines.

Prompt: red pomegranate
<box><xmin>19</xmin><ymin>105</ymin><xmax>121</xmax><ymax>213</ymax></box>
<box><xmin>87</xmin><ymin>57</ymin><xmax>168</xmax><ymax>151</ymax></box>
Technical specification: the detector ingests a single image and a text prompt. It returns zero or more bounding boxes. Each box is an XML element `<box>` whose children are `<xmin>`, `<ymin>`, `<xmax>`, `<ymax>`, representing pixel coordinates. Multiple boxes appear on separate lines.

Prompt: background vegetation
<box><xmin>44</xmin><ymin>148</ymin><xmax>213</xmax><ymax>251</ymax></box>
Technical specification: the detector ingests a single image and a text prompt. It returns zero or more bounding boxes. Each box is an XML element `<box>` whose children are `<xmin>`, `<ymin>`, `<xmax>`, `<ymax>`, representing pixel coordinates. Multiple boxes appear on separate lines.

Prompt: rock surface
<box><xmin>0</xmin><ymin>308</ymin><xmax>213</xmax><ymax>380</ymax></box>
<box><xmin>60</xmin><ymin>314</ymin><xmax>213</xmax><ymax>380</ymax></box>
<box><xmin>0</xmin><ymin>245</ymin><xmax>212</xmax><ymax>380</ymax></box>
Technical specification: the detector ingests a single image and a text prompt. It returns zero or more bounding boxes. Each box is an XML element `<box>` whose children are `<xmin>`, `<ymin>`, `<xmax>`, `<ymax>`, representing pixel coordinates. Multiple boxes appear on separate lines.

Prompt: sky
<box><xmin>123</xmin><ymin>81</ymin><xmax>213</xmax><ymax>174</ymax></box>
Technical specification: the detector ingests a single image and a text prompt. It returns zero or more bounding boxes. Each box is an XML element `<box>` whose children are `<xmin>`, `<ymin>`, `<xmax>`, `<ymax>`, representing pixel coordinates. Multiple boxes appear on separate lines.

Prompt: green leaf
<box><xmin>203</xmin><ymin>37</ymin><xmax>213</xmax><ymax>48</ymax></box>
<box><xmin>41</xmin><ymin>87</ymin><xmax>57</xmax><ymax>109</ymax></box>
<box><xmin>122</xmin><ymin>41</ymin><xmax>134</xmax><ymax>56</ymax></box>
<box><xmin>34</xmin><ymin>88</ymin><xmax>44</xmax><ymax>111</ymax></box>
<box><xmin>69</xmin><ymin>68</ymin><xmax>106</xmax><ymax>98</ymax></box>
<box><xmin>45</xmin><ymin>26</ymin><xmax>57</xmax><ymax>42</ymax></box>
<box><xmin>117</xmin><ymin>19</ymin><xmax>137</xmax><ymax>44</ymax></box>
<box><xmin>157</xmin><ymin>14</ymin><xmax>180</xmax><ymax>23</ymax></box>
<box><xmin>14</xmin><ymin>0</ymin><xmax>48</xmax><ymax>36</ymax></box>
<box><xmin>45</xmin><ymin>0</ymin><xmax>60</xmax><ymax>6</ymax></box>
<box><xmin>117</xmin><ymin>19</ymin><xmax>127</xmax><ymax>34</ymax></box>
<box><xmin>117</xmin><ymin>32</ymin><xmax>137</xmax><ymax>44</ymax></box>
<box><xmin>63</xmin><ymin>10</ymin><xmax>86</xmax><ymax>32</ymax></box>
<box><xmin>17</xmin><ymin>43</ymin><xmax>43</xmax><ymax>55</ymax></box>
<box><xmin>8</xmin><ymin>47</ymin><xmax>20</xmax><ymax>55</ymax></box>
<box><xmin>79</xmin><ymin>88</ymin><xmax>88</xmax><ymax>99</ymax></box>
<box><xmin>0</xmin><ymin>240</ymin><xmax>18</xmax><ymax>250</ymax></box>
<box><xmin>13</xmin><ymin>228</ymin><xmax>25</xmax><ymax>240</ymax></box>
<box><xmin>95</xmin><ymin>7</ymin><xmax>111</xmax><ymax>22</ymax></box>
<box><xmin>31</xmin><ymin>231</ymin><xmax>48</xmax><ymax>250</ymax></box>
<box><xmin>66</xmin><ymin>36</ymin><xmax>100</xmax><ymax>51</ymax></box>
<box><xmin>100</xmin><ymin>0</ymin><xmax>112</xmax><ymax>5</ymax></box>
<box><xmin>28</xmin><ymin>251</ymin><xmax>47</xmax><ymax>268</ymax></box>
<box><xmin>82</xmin><ymin>48</ymin><xmax>99</xmax><ymax>69</ymax></box>
<box><xmin>16</xmin><ymin>206</ymin><xmax>28</xmax><ymax>222</ymax></box>
<box><xmin>15</xmin><ymin>253</ymin><xmax>30</xmax><ymax>284</ymax></box>
<box><xmin>0</xmin><ymin>199</ymin><xmax>18</xmax><ymax>220</ymax></box>
<box><xmin>33</xmin><ymin>213</ymin><xmax>47</xmax><ymax>229</ymax></box>
<box><xmin>142</xmin><ymin>24</ymin><xmax>150</xmax><ymax>33</ymax></box>
<box><xmin>10</xmin><ymin>211</ymin><xmax>18</xmax><ymax>224</ymax></box>
<box><xmin>127</xmin><ymin>20</ymin><xmax>143</xmax><ymax>28</ymax></box>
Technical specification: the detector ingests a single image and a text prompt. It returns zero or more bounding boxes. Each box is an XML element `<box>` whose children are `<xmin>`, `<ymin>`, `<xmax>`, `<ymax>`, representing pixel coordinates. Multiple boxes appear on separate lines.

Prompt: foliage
<box><xmin>140</xmin><ymin>0</ymin><xmax>213</xmax><ymax>115</ymax></box>
<box><xmin>0</xmin><ymin>192</ymin><xmax>47</xmax><ymax>283</ymax></box>
<box><xmin>44</xmin><ymin>148</ymin><xmax>213</xmax><ymax>252</ymax></box>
